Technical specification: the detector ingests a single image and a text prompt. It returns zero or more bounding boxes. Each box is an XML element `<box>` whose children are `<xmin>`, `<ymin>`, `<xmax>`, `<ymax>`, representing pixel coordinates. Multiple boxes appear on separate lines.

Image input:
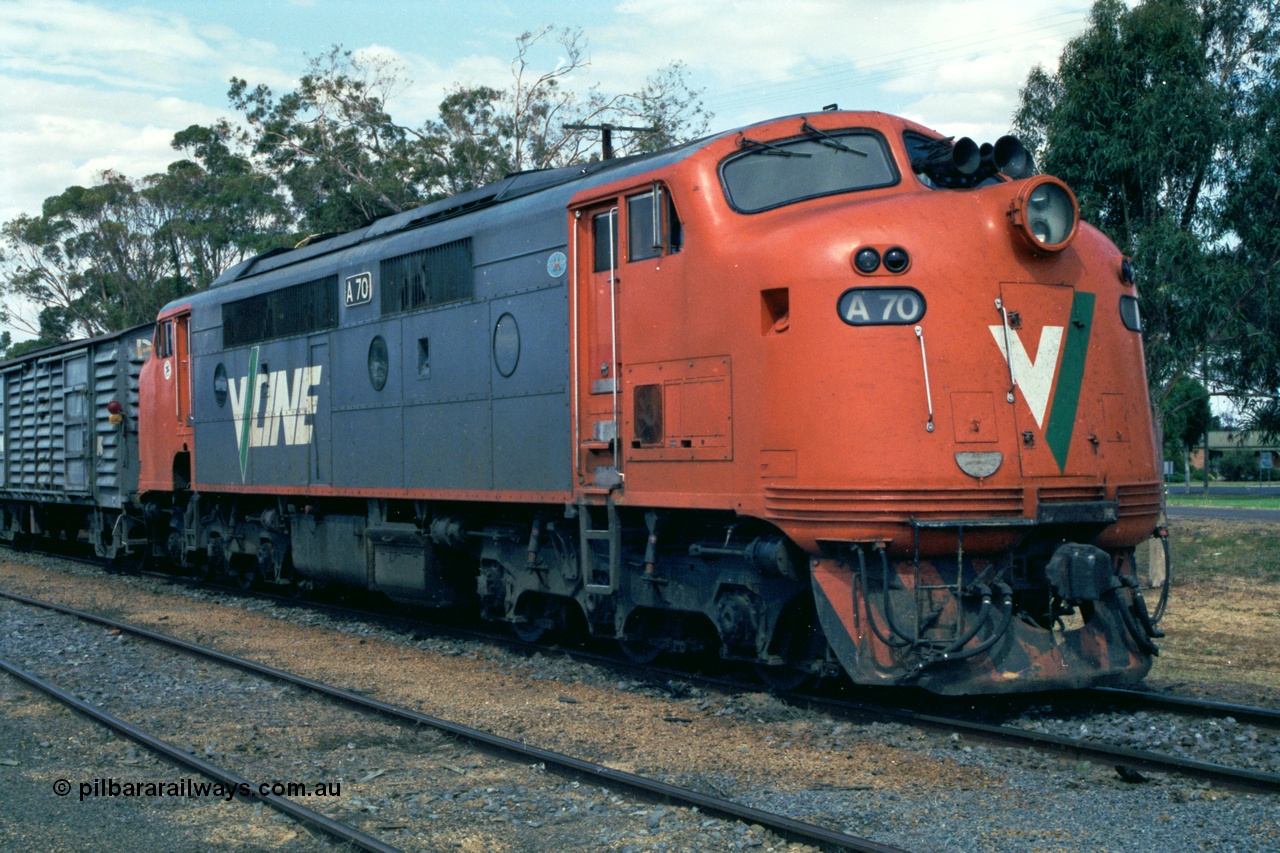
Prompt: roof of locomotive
<box><xmin>205</xmin><ymin>110</ymin><xmax>930</xmax><ymax>292</ymax></box>
<box><xmin>209</xmin><ymin>132</ymin><xmax>718</xmax><ymax>290</ymax></box>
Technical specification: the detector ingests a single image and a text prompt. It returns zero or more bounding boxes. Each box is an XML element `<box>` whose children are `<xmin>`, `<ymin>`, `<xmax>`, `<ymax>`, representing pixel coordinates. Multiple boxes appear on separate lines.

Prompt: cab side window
<box><xmin>156</xmin><ymin>321</ymin><xmax>175</xmax><ymax>359</ymax></box>
<box><xmin>626</xmin><ymin>186</ymin><xmax>683</xmax><ymax>262</ymax></box>
<box><xmin>592</xmin><ymin>209</ymin><xmax>618</xmax><ymax>273</ymax></box>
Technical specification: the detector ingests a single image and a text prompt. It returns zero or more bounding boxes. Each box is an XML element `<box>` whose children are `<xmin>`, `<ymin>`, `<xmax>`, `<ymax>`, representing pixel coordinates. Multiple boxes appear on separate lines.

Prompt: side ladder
<box><xmin>579</xmin><ymin>497</ymin><xmax>621</xmax><ymax>594</ymax></box>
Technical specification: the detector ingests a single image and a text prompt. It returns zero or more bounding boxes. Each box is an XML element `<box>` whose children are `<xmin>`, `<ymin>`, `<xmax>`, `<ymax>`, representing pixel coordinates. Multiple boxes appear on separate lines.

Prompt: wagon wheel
<box><xmin>11</xmin><ymin>531</ymin><xmax>33</xmax><ymax>553</ymax></box>
<box><xmin>618</xmin><ymin>636</ymin><xmax>662</xmax><ymax>664</ymax></box>
<box><xmin>108</xmin><ymin>550</ymin><xmax>147</xmax><ymax>576</ymax></box>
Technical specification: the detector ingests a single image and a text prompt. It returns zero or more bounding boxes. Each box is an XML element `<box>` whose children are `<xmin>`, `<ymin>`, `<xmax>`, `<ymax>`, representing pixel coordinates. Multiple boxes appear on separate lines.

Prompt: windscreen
<box><xmin>720</xmin><ymin>130</ymin><xmax>897</xmax><ymax>212</ymax></box>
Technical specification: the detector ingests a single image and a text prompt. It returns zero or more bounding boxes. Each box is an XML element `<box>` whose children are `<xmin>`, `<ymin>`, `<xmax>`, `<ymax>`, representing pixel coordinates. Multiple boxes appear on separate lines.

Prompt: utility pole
<box><xmin>563</xmin><ymin>123</ymin><xmax>658</xmax><ymax>160</ymax></box>
<box><xmin>1202</xmin><ymin>353</ymin><xmax>1211</xmax><ymax>496</ymax></box>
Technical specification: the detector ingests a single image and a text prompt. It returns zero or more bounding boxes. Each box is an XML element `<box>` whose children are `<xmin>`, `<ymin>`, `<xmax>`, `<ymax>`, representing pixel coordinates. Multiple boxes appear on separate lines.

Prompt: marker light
<box><xmin>106</xmin><ymin>401</ymin><xmax>123</xmax><ymax>415</ymax></box>
<box><xmin>853</xmin><ymin>247</ymin><xmax>881</xmax><ymax>273</ymax></box>
<box><xmin>1008</xmin><ymin>177</ymin><xmax>1079</xmax><ymax>252</ymax></box>
<box><xmin>883</xmin><ymin>247</ymin><xmax>910</xmax><ymax>273</ymax></box>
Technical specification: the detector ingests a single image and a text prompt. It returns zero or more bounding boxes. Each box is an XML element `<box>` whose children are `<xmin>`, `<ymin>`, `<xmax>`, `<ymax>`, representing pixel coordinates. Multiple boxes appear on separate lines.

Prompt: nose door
<box><xmin>991</xmin><ymin>282</ymin><xmax>1098</xmax><ymax>478</ymax></box>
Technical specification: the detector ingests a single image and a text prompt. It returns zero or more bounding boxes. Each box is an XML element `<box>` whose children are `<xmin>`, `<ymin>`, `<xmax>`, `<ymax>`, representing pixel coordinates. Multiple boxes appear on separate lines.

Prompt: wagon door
<box><xmin>62</xmin><ymin>355</ymin><xmax>90</xmax><ymax>492</ymax></box>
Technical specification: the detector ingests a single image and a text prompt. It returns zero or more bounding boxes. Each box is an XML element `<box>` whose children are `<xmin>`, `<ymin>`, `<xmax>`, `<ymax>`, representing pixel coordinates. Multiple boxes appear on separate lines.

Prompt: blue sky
<box><xmin>0</xmin><ymin>0</ymin><xmax>1096</xmax><ymax>226</ymax></box>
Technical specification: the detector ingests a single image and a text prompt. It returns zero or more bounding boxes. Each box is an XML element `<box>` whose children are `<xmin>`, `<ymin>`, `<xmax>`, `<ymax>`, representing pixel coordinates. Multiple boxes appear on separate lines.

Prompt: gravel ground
<box><xmin>1006</xmin><ymin>704</ymin><xmax>1280</xmax><ymax>774</ymax></box>
<box><xmin>0</xmin><ymin>596</ymin><xmax>795</xmax><ymax>852</ymax></box>
<box><xmin>1</xmin><ymin>551</ymin><xmax>1278</xmax><ymax>853</ymax></box>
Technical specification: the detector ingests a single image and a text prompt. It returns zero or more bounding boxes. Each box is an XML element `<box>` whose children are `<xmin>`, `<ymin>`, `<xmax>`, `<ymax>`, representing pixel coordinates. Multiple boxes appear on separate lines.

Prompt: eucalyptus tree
<box><xmin>1012</xmin><ymin>0</ymin><xmax>1280</xmax><ymax>433</ymax></box>
<box><xmin>230</xmin><ymin>29</ymin><xmax>711</xmax><ymax>226</ymax></box>
<box><xmin>0</xmin><ymin>126</ymin><xmax>291</xmax><ymax>345</ymax></box>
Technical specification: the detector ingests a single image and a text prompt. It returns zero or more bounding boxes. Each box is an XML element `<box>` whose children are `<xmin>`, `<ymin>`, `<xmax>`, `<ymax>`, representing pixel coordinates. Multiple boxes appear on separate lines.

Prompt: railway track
<box><xmin>801</xmin><ymin>690</ymin><xmax>1280</xmax><ymax>795</ymax></box>
<box><xmin>13</xmin><ymin>548</ymin><xmax>1280</xmax><ymax>798</ymax></box>
<box><xmin>0</xmin><ymin>588</ymin><xmax>907</xmax><ymax>853</ymax></box>
<box><xmin>1088</xmin><ymin>685</ymin><xmax>1280</xmax><ymax>729</ymax></box>
<box><xmin>0</xmin><ymin>653</ymin><xmax>403</xmax><ymax>853</ymax></box>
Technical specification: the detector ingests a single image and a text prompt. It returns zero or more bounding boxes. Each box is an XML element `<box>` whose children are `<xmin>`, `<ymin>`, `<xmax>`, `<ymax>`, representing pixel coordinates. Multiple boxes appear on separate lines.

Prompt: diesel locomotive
<box><xmin>0</xmin><ymin>110</ymin><xmax>1167</xmax><ymax>694</ymax></box>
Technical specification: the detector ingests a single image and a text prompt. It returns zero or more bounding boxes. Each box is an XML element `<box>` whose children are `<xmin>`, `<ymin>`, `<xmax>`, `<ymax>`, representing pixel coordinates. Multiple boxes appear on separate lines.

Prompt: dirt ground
<box><xmin>1143</xmin><ymin>518</ymin><xmax>1280</xmax><ymax>696</ymax></box>
<box><xmin>0</xmin><ymin>558</ymin><xmax>973</xmax><ymax>797</ymax></box>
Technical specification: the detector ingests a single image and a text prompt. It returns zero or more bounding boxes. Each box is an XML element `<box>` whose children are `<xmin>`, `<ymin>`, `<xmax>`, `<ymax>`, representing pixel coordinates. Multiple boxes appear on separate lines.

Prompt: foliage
<box><xmin>1161</xmin><ymin>376</ymin><xmax>1214</xmax><ymax>457</ymax></box>
<box><xmin>157</xmin><ymin>122</ymin><xmax>293</xmax><ymax>289</ymax></box>
<box><xmin>1217</xmin><ymin>448</ymin><xmax>1262</xmax><ymax>480</ymax></box>
<box><xmin>0</xmin><ymin>172</ymin><xmax>177</xmax><ymax>339</ymax></box>
<box><xmin>423</xmin><ymin>30</ymin><xmax>710</xmax><ymax>194</ymax></box>
<box><xmin>0</xmin><ymin>129</ymin><xmax>293</xmax><ymax>342</ymax></box>
<box><xmin>1165</xmin><ymin>463</ymin><xmax>1206</xmax><ymax>482</ymax></box>
<box><xmin>229</xmin><ymin>46</ymin><xmax>429</xmax><ymax>234</ymax></box>
<box><xmin>230</xmin><ymin>30</ymin><xmax>711</xmax><ymax>224</ymax></box>
<box><xmin>1012</xmin><ymin>0</ymin><xmax>1280</xmax><ymax>432</ymax></box>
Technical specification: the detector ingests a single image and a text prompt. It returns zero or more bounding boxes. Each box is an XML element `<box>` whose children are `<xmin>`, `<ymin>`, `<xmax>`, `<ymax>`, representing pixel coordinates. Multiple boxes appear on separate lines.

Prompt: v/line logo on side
<box><xmin>228</xmin><ymin>346</ymin><xmax>323</xmax><ymax>481</ymax></box>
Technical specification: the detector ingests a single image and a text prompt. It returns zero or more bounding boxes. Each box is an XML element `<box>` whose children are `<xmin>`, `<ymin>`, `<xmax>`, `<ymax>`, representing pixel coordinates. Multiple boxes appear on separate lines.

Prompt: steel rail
<box><xmin>1089</xmin><ymin>686</ymin><xmax>1280</xmax><ymax>729</ymax></box>
<box><xmin>0</xmin><ymin>655</ymin><xmax>404</xmax><ymax>853</ymax></box>
<box><xmin>0</xmin><ymin>589</ymin><xmax>908</xmax><ymax>853</ymax></box>
<box><xmin>810</xmin><ymin>694</ymin><xmax>1280</xmax><ymax>793</ymax></box>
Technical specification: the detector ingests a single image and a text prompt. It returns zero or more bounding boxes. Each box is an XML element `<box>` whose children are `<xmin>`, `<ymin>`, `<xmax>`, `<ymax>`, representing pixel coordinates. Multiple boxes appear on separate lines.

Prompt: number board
<box><xmin>836</xmin><ymin>287</ymin><xmax>926</xmax><ymax>325</ymax></box>
<box><xmin>345</xmin><ymin>272</ymin><xmax>373</xmax><ymax>307</ymax></box>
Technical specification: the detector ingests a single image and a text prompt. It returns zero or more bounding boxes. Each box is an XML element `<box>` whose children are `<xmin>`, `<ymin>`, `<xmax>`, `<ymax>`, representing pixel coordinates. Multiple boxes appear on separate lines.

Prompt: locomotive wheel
<box><xmin>189</xmin><ymin>557</ymin><xmax>213</xmax><ymax>584</ymax></box>
<box><xmin>230</xmin><ymin>555</ymin><xmax>259</xmax><ymax>591</ymax></box>
<box><xmin>512</xmin><ymin>620</ymin><xmax>548</xmax><ymax>643</ymax></box>
<box><xmin>286</xmin><ymin>576</ymin><xmax>310</xmax><ymax>600</ymax></box>
<box><xmin>197</xmin><ymin>538</ymin><xmax>225</xmax><ymax>585</ymax></box>
<box><xmin>753</xmin><ymin>662</ymin><xmax>810</xmax><ymax>692</ymax></box>
<box><xmin>618</xmin><ymin>609</ymin><xmax>665</xmax><ymax>664</ymax></box>
<box><xmin>511</xmin><ymin>596</ymin><xmax>562</xmax><ymax>644</ymax></box>
<box><xmin>754</xmin><ymin>604</ymin><xmax>826</xmax><ymax>692</ymax></box>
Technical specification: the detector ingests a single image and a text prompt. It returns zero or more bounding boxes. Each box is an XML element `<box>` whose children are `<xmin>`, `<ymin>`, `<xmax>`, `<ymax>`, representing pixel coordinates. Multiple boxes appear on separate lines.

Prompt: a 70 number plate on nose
<box><xmin>837</xmin><ymin>287</ymin><xmax>926</xmax><ymax>325</ymax></box>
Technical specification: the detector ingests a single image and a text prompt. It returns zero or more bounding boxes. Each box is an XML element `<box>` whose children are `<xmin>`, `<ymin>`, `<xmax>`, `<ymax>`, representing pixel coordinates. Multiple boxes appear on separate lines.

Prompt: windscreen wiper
<box><xmin>801</xmin><ymin>121</ymin><xmax>868</xmax><ymax>156</ymax></box>
<box><xmin>736</xmin><ymin>134</ymin><xmax>812</xmax><ymax>157</ymax></box>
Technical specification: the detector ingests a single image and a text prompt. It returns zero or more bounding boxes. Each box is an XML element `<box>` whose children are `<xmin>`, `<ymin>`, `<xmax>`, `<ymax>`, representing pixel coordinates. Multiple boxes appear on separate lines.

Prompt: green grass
<box><xmin>1166</xmin><ymin>493</ymin><xmax>1280</xmax><ymax>509</ymax></box>
<box><xmin>1165</xmin><ymin>519</ymin><xmax>1280</xmax><ymax>584</ymax></box>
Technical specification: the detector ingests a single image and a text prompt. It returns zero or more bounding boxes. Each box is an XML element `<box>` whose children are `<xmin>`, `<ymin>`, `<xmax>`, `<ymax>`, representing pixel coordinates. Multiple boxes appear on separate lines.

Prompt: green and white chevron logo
<box><xmin>989</xmin><ymin>292</ymin><xmax>1094</xmax><ymax>471</ymax></box>
<box><xmin>228</xmin><ymin>346</ymin><xmax>323</xmax><ymax>482</ymax></box>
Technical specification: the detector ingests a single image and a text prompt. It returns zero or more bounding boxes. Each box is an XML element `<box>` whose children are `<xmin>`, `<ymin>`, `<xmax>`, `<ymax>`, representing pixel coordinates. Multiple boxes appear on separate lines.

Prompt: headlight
<box><xmin>1009</xmin><ymin>177</ymin><xmax>1079</xmax><ymax>252</ymax></box>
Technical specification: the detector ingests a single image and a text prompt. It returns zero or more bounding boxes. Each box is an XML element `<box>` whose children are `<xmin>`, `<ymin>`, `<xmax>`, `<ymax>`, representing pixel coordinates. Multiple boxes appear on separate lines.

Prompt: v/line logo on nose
<box><xmin>987</xmin><ymin>292</ymin><xmax>1095</xmax><ymax>472</ymax></box>
<box><xmin>228</xmin><ymin>346</ymin><xmax>323</xmax><ymax>481</ymax></box>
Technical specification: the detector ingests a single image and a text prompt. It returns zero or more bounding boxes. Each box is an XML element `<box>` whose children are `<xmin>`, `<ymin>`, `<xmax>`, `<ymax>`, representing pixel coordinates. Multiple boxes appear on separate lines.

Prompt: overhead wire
<box><xmin>703</xmin><ymin>11</ymin><xmax>1090</xmax><ymax>115</ymax></box>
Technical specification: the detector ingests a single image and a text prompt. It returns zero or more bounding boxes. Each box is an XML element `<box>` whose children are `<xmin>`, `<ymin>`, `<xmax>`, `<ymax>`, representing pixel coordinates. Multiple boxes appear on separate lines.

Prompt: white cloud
<box><xmin>0</xmin><ymin>0</ymin><xmax>228</xmax><ymax>91</ymax></box>
<box><xmin>0</xmin><ymin>0</ymin><xmax>1093</xmax><ymax>226</ymax></box>
<box><xmin>0</xmin><ymin>0</ymin><xmax>284</xmax><ymax>222</ymax></box>
<box><xmin>596</xmin><ymin>0</ymin><xmax>1087</xmax><ymax>134</ymax></box>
